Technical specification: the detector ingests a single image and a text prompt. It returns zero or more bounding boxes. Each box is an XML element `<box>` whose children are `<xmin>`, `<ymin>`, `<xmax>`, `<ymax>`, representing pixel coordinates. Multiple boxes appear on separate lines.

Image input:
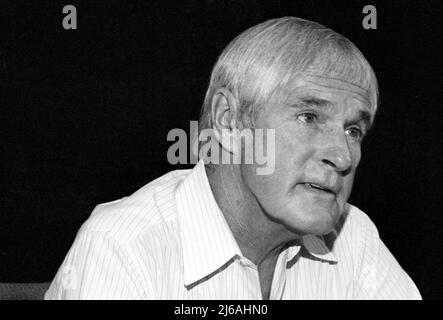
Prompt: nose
<box><xmin>321</xmin><ymin>133</ymin><xmax>352</xmax><ymax>174</ymax></box>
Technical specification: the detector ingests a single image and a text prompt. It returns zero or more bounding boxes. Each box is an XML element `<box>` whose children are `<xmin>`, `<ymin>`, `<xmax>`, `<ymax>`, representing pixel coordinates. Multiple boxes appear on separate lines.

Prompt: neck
<box><xmin>205</xmin><ymin>163</ymin><xmax>300</xmax><ymax>266</ymax></box>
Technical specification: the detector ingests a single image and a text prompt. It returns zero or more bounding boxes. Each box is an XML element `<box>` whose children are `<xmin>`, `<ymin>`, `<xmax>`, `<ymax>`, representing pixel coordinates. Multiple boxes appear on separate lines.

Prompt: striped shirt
<box><xmin>45</xmin><ymin>160</ymin><xmax>421</xmax><ymax>300</ymax></box>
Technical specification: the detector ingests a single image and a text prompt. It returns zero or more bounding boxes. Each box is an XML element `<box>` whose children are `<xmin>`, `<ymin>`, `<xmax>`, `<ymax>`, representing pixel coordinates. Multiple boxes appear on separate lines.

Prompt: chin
<box><xmin>283</xmin><ymin>206</ymin><xmax>340</xmax><ymax>236</ymax></box>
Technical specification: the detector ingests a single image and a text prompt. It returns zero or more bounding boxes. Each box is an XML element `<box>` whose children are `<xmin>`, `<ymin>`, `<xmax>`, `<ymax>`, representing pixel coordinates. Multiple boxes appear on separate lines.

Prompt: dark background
<box><xmin>0</xmin><ymin>0</ymin><xmax>442</xmax><ymax>299</ymax></box>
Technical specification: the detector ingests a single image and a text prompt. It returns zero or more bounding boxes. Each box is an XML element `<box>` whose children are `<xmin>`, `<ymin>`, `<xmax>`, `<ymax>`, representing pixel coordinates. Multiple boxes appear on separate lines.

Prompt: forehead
<box><xmin>281</xmin><ymin>75</ymin><xmax>372</xmax><ymax>110</ymax></box>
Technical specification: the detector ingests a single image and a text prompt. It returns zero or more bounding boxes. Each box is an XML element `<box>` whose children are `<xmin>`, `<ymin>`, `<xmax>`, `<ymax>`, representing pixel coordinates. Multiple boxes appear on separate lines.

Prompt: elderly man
<box><xmin>46</xmin><ymin>17</ymin><xmax>421</xmax><ymax>300</ymax></box>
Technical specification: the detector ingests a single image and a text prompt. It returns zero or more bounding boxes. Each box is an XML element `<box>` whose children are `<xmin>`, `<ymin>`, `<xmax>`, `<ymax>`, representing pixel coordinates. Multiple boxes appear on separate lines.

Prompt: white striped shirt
<box><xmin>45</xmin><ymin>160</ymin><xmax>421</xmax><ymax>300</ymax></box>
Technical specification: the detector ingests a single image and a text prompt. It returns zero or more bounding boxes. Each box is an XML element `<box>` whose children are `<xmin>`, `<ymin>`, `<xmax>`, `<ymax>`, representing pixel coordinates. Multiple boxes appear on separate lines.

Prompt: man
<box><xmin>46</xmin><ymin>17</ymin><xmax>421</xmax><ymax>299</ymax></box>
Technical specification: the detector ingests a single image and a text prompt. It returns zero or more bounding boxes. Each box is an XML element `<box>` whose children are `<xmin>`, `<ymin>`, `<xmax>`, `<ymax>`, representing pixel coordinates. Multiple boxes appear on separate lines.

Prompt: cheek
<box><xmin>342</xmin><ymin>149</ymin><xmax>360</xmax><ymax>199</ymax></box>
<box><xmin>242</xmin><ymin>153</ymin><xmax>293</xmax><ymax>201</ymax></box>
<box><xmin>343</xmin><ymin>172</ymin><xmax>356</xmax><ymax>196</ymax></box>
<box><xmin>352</xmin><ymin>145</ymin><xmax>362</xmax><ymax>167</ymax></box>
<box><xmin>348</xmin><ymin>146</ymin><xmax>361</xmax><ymax>187</ymax></box>
<box><xmin>242</xmin><ymin>167</ymin><xmax>286</xmax><ymax>213</ymax></box>
<box><xmin>275</xmin><ymin>125</ymin><xmax>315</xmax><ymax>165</ymax></box>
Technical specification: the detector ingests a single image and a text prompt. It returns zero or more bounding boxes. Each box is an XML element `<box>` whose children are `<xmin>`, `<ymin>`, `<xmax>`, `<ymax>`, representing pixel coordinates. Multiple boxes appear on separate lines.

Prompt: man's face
<box><xmin>241</xmin><ymin>75</ymin><xmax>373</xmax><ymax>235</ymax></box>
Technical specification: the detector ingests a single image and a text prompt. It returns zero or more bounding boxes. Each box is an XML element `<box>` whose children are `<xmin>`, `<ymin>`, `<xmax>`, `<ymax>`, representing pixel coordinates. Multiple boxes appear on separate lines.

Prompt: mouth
<box><xmin>301</xmin><ymin>182</ymin><xmax>337</xmax><ymax>195</ymax></box>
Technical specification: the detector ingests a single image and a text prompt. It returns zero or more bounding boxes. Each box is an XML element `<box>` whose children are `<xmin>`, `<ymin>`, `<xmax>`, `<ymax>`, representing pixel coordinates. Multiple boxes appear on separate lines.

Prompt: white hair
<box><xmin>198</xmin><ymin>16</ymin><xmax>379</xmax><ymax>132</ymax></box>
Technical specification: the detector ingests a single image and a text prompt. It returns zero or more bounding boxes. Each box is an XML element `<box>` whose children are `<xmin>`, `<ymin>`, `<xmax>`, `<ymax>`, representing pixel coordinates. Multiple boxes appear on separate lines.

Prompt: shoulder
<box><xmin>333</xmin><ymin>203</ymin><xmax>380</xmax><ymax>242</ymax></box>
<box><xmin>334</xmin><ymin>205</ymin><xmax>422</xmax><ymax>299</ymax></box>
<box><xmin>325</xmin><ymin>203</ymin><xmax>381</xmax><ymax>266</ymax></box>
<box><xmin>78</xmin><ymin>168</ymin><xmax>191</xmax><ymax>245</ymax></box>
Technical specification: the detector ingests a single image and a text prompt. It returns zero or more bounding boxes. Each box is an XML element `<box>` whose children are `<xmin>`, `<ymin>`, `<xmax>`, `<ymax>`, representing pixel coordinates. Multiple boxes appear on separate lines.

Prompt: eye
<box><xmin>297</xmin><ymin>112</ymin><xmax>318</xmax><ymax>124</ymax></box>
<box><xmin>346</xmin><ymin>127</ymin><xmax>364</xmax><ymax>141</ymax></box>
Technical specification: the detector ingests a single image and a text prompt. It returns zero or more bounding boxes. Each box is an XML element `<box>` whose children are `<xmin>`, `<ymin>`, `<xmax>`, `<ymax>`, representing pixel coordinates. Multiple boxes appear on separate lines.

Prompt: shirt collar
<box><xmin>175</xmin><ymin>160</ymin><xmax>337</xmax><ymax>287</ymax></box>
<box><xmin>283</xmin><ymin>235</ymin><xmax>337</xmax><ymax>264</ymax></box>
<box><xmin>301</xmin><ymin>234</ymin><xmax>338</xmax><ymax>263</ymax></box>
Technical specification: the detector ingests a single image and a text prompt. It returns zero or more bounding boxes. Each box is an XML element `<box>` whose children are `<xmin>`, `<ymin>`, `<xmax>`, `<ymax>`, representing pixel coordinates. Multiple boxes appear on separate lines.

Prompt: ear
<box><xmin>210</xmin><ymin>88</ymin><xmax>240</xmax><ymax>154</ymax></box>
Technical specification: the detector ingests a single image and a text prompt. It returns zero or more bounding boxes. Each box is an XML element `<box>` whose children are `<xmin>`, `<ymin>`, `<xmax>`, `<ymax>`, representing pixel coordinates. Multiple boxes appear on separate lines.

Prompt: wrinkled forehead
<box><xmin>276</xmin><ymin>73</ymin><xmax>372</xmax><ymax>108</ymax></box>
<box><xmin>300</xmin><ymin>74</ymin><xmax>371</xmax><ymax>106</ymax></box>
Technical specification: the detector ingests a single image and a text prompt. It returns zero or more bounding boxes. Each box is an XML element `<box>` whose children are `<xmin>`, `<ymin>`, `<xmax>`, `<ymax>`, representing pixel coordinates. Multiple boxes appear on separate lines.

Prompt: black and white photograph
<box><xmin>0</xmin><ymin>0</ymin><xmax>442</xmax><ymax>303</ymax></box>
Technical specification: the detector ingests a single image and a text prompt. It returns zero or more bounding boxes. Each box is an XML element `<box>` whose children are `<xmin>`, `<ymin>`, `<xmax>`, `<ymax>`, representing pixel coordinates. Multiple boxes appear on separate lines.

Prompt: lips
<box><xmin>301</xmin><ymin>182</ymin><xmax>338</xmax><ymax>195</ymax></box>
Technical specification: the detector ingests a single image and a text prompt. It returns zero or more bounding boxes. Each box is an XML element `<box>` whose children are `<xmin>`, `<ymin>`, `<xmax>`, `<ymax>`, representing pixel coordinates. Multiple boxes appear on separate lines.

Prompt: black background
<box><xmin>0</xmin><ymin>0</ymin><xmax>442</xmax><ymax>299</ymax></box>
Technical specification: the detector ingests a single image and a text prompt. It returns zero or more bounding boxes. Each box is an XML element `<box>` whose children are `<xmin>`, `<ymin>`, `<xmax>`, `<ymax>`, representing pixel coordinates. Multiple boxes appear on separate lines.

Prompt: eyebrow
<box><xmin>358</xmin><ymin>110</ymin><xmax>372</xmax><ymax>125</ymax></box>
<box><xmin>297</xmin><ymin>96</ymin><xmax>334</xmax><ymax>109</ymax></box>
<box><xmin>291</xmin><ymin>95</ymin><xmax>374</xmax><ymax>128</ymax></box>
<box><xmin>355</xmin><ymin>110</ymin><xmax>373</xmax><ymax>131</ymax></box>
